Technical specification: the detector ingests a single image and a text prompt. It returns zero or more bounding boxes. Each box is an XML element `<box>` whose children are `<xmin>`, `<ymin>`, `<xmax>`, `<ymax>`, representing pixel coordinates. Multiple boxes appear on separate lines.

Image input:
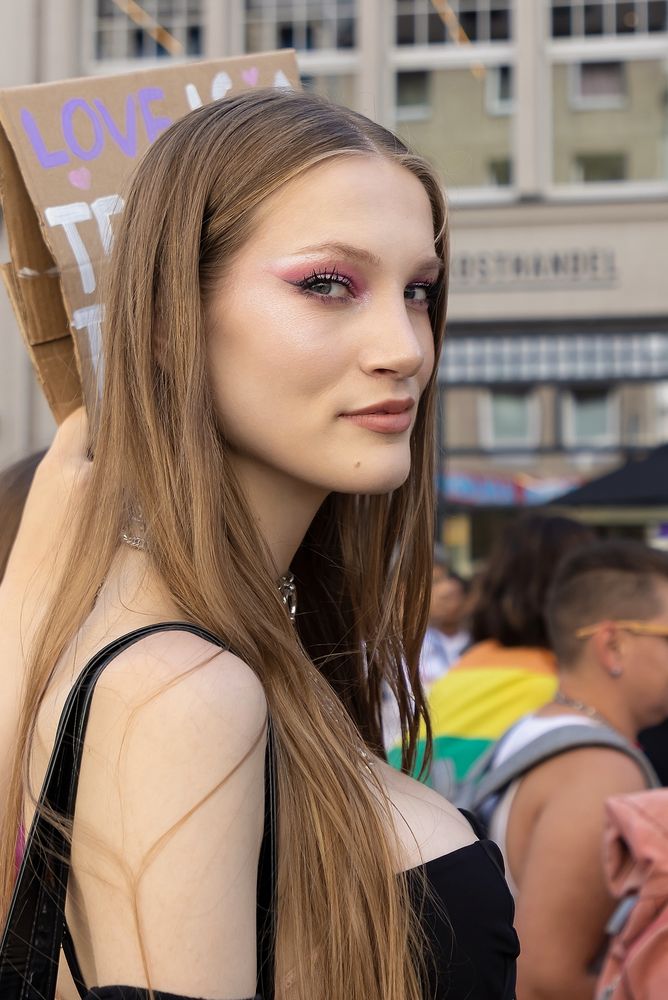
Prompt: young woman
<box><xmin>0</xmin><ymin>89</ymin><xmax>518</xmax><ymax>1000</ymax></box>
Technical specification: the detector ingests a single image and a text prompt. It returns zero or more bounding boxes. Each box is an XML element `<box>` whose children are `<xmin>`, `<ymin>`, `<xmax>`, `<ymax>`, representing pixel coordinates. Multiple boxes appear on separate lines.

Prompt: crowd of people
<box><xmin>0</xmin><ymin>86</ymin><xmax>666</xmax><ymax>1000</ymax></box>
<box><xmin>399</xmin><ymin>515</ymin><xmax>668</xmax><ymax>999</ymax></box>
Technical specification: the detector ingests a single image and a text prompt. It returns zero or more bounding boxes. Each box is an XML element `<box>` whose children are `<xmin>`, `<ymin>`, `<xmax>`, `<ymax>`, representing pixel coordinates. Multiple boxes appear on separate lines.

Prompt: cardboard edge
<box><xmin>1</xmin><ymin>262</ymin><xmax>82</xmax><ymax>422</ymax></box>
<box><xmin>0</xmin><ymin>50</ymin><xmax>299</xmax><ymax>99</ymax></box>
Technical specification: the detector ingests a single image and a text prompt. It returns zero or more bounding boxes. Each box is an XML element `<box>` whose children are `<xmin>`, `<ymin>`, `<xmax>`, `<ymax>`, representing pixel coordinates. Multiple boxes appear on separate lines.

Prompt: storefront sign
<box><xmin>441</xmin><ymin>470</ymin><xmax>581</xmax><ymax>507</ymax></box>
<box><xmin>451</xmin><ymin>247</ymin><xmax>618</xmax><ymax>292</ymax></box>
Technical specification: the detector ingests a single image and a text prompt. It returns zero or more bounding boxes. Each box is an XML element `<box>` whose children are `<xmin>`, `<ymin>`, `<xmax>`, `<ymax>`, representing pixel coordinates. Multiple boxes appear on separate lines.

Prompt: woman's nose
<box><xmin>358</xmin><ymin>295</ymin><xmax>430</xmax><ymax>379</ymax></box>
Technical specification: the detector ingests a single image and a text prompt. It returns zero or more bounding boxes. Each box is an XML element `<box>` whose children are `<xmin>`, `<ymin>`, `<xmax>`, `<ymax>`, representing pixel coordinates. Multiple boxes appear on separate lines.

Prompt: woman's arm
<box><xmin>0</xmin><ymin>408</ymin><xmax>90</xmax><ymax>803</ymax></box>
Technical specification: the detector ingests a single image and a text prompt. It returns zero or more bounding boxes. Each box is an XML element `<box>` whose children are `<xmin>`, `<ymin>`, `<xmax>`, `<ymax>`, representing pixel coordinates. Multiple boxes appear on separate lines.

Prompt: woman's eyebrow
<box><xmin>290</xmin><ymin>241</ymin><xmax>442</xmax><ymax>275</ymax></box>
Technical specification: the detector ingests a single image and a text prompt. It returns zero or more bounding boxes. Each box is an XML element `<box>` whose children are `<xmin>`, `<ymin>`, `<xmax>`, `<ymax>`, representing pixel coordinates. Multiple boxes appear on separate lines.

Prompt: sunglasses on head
<box><xmin>575</xmin><ymin>619</ymin><xmax>668</xmax><ymax>640</ymax></box>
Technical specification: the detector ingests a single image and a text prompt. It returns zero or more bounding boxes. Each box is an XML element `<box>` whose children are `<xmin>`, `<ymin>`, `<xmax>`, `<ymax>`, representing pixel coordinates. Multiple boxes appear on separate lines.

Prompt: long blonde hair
<box><xmin>1</xmin><ymin>89</ymin><xmax>449</xmax><ymax>999</ymax></box>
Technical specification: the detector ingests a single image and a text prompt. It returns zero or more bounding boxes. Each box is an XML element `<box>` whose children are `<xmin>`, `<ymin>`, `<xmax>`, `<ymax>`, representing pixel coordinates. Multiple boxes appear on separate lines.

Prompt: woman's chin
<box><xmin>328</xmin><ymin>459</ymin><xmax>412</xmax><ymax>496</ymax></box>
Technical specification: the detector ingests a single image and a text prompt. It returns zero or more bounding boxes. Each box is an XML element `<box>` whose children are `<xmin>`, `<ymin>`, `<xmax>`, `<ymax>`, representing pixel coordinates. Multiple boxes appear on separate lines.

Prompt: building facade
<box><xmin>1</xmin><ymin>1</ymin><xmax>667</xmax><ymax>561</ymax></box>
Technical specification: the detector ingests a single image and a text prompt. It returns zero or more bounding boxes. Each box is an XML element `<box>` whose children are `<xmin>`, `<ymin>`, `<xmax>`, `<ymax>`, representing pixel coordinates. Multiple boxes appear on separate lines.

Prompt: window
<box><xmin>488</xmin><ymin>158</ymin><xmax>513</xmax><ymax>185</ymax></box>
<box><xmin>481</xmin><ymin>389</ymin><xmax>540</xmax><ymax>449</ymax></box>
<box><xmin>442</xmin><ymin>334</ymin><xmax>668</xmax><ymax>386</ymax></box>
<box><xmin>94</xmin><ymin>0</ymin><xmax>203</xmax><ymax>61</ymax></box>
<box><xmin>562</xmin><ymin>387</ymin><xmax>619</xmax><ymax>446</ymax></box>
<box><xmin>485</xmin><ymin>64</ymin><xmax>514</xmax><ymax>114</ymax></box>
<box><xmin>244</xmin><ymin>0</ymin><xmax>357</xmax><ymax>52</ymax></box>
<box><xmin>395</xmin><ymin>0</ymin><xmax>512</xmax><ymax>46</ymax></box>
<box><xmin>550</xmin><ymin>1</ymin><xmax>667</xmax><ymax>36</ymax></box>
<box><xmin>396</xmin><ymin>70</ymin><xmax>431</xmax><ymax>120</ymax></box>
<box><xmin>570</xmin><ymin>62</ymin><xmax>627</xmax><ymax>109</ymax></box>
<box><xmin>573</xmin><ymin>152</ymin><xmax>627</xmax><ymax>181</ymax></box>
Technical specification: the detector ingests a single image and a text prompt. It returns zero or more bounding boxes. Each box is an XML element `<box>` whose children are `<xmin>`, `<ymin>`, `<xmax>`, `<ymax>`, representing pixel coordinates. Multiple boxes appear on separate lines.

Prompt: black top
<box><xmin>80</xmin><ymin>839</ymin><xmax>518</xmax><ymax>1000</ymax></box>
<box><xmin>0</xmin><ymin>624</ymin><xmax>518</xmax><ymax>1000</ymax></box>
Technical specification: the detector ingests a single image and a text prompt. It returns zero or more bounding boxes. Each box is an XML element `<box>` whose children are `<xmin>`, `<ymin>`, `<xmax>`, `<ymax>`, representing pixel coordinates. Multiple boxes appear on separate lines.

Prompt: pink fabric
<box><xmin>597</xmin><ymin>790</ymin><xmax>668</xmax><ymax>999</ymax></box>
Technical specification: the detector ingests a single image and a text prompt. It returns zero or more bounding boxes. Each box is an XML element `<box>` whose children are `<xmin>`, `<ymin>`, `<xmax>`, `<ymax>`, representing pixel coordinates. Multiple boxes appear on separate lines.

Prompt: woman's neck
<box><xmin>228</xmin><ymin>453</ymin><xmax>328</xmax><ymax>575</ymax></box>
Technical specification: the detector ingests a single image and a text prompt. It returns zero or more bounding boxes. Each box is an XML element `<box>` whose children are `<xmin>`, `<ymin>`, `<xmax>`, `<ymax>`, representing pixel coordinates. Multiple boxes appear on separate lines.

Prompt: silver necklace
<box><xmin>278</xmin><ymin>572</ymin><xmax>297</xmax><ymax>623</ymax></box>
<box><xmin>121</xmin><ymin>529</ymin><xmax>298</xmax><ymax>622</ymax></box>
<box><xmin>553</xmin><ymin>690</ymin><xmax>610</xmax><ymax>726</ymax></box>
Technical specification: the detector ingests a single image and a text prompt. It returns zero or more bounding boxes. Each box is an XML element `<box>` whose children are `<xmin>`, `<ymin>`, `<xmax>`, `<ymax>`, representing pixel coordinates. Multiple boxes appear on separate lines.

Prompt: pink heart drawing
<box><xmin>241</xmin><ymin>66</ymin><xmax>260</xmax><ymax>86</ymax></box>
<box><xmin>68</xmin><ymin>166</ymin><xmax>92</xmax><ymax>190</ymax></box>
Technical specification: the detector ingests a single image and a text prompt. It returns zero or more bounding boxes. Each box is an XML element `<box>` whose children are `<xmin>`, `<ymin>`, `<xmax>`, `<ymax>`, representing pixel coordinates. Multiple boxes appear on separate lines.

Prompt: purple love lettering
<box><xmin>62</xmin><ymin>99</ymin><xmax>105</xmax><ymax>161</ymax></box>
<box><xmin>20</xmin><ymin>108</ymin><xmax>68</xmax><ymax>168</ymax></box>
<box><xmin>241</xmin><ymin>66</ymin><xmax>260</xmax><ymax>86</ymax></box>
<box><xmin>138</xmin><ymin>87</ymin><xmax>172</xmax><ymax>144</ymax></box>
<box><xmin>93</xmin><ymin>95</ymin><xmax>138</xmax><ymax>158</ymax></box>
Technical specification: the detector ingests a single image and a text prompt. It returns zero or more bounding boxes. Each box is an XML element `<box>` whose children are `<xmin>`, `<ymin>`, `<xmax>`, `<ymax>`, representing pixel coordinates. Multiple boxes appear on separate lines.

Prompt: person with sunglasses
<box><xmin>478</xmin><ymin>539</ymin><xmax>668</xmax><ymax>1000</ymax></box>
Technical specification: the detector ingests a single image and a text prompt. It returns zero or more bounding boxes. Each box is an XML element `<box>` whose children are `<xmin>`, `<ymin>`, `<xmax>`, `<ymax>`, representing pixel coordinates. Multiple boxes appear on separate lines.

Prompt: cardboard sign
<box><xmin>0</xmin><ymin>51</ymin><xmax>300</xmax><ymax>423</ymax></box>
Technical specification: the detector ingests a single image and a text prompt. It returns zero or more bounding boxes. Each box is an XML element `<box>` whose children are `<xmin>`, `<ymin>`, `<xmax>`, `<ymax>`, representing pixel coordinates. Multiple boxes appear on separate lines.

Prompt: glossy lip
<box><xmin>339</xmin><ymin>398</ymin><xmax>415</xmax><ymax>435</ymax></box>
<box><xmin>343</xmin><ymin>397</ymin><xmax>415</xmax><ymax>417</ymax></box>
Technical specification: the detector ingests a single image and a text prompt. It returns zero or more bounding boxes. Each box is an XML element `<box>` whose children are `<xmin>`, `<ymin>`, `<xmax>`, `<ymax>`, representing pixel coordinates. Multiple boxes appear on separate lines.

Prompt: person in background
<box><xmin>388</xmin><ymin>513</ymin><xmax>596</xmax><ymax>778</ymax></box>
<box><xmin>419</xmin><ymin>546</ymin><xmax>471</xmax><ymax>689</ymax></box>
<box><xmin>484</xmin><ymin>540</ymin><xmax>668</xmax><ymax>1000</ymax></box>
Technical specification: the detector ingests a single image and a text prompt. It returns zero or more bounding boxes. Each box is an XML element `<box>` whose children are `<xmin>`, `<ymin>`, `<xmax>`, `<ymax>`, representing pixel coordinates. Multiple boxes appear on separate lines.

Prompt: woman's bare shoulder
<box><xmin>76</xmin><ymin>627</ymin><xmax>268</xmax><ymax>843</ymax></box>
<box><xmin>94</xmin><ymin>626</ymin><xmax>267</xmax><ymax>729</ymax></box>
<box><xmin>373</xmin><ymin>757</ymin><xmax>477</xmax><ymax>872</ymax></box>
<box><xmin>66</xmin><ymin>629</ymin><xmax>267</xmax><ymax>996</ymax></box>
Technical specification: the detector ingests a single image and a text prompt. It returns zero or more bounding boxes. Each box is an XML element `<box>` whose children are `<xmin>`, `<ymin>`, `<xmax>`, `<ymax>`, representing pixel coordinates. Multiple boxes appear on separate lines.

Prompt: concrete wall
<box><xmin>395</xmin><ymin>67</ymin><xmax>513</xmax><ymax>188</ymax></box>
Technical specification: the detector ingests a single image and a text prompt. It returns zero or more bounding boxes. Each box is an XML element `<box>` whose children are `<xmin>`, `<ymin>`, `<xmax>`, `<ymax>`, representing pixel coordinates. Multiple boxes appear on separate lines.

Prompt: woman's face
<box><xmin>206</xmin><ymin>154</ymin><xmax>440</xmax><ymax>502</ymax></box>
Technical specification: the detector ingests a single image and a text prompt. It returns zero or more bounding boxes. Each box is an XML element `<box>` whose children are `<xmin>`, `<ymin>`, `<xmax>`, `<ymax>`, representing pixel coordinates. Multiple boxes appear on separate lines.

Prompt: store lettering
<box><xmin>451</xmin><ymin>248</ymin><xmax>618</xmax><ymax>291</ymax></box>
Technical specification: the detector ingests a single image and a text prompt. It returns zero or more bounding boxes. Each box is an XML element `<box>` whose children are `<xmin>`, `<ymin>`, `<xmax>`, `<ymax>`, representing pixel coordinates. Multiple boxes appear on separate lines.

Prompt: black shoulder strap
<box><xmin>0</xmin><ymin>622</ymin><xmax>276</xmax><ymax>1000</ymax></box>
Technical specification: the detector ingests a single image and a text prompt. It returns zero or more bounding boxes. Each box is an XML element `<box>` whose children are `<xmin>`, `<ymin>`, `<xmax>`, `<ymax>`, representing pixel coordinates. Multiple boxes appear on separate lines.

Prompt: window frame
<box><xmin>479</xmin><ymin>386</ymin><xmax>542</xmax><ymax>450</ymax></box>
<box><xmin>572</xmin><ymin>150</ymin><xmax>627</xmax><ymax>182</ymax></box>
<box><xmin>549</xmin><ymin>1</ymin><xmax>668</xmax><ymax>39</ymax></box>
<box><xmin>244</xmin><ymin>0</ymin><xmax>359</xmax><ymax>54</ymax></box>
<box><xmin>561</xmin><ymin>384</ymin><xmax>620</xmax><ymax>447</ymax></box>
<box><xmin>84</xmin><ymin>0</ymin><xmax>205</xmax><ymax>73</ymax></box>
<box><xmin>485</xmin><ymin>63</ymin><xmax>516</xmax><ymax>115</ymax></box>
<box><xmin>395</xmin><ymin>69</ymin><xmax>432</xmax><ymax>122</ymax></box>
<box><xmin>568</xmin><ymin>59</ymin><xmax>628</xmax><ymax>109</ymax></box>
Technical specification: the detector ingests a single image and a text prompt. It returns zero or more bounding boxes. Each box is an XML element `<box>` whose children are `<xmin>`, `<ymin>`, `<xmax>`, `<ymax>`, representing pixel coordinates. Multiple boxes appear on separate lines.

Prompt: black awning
<box><xmin>553</xmin><ymin>444</ymin><xmax>668</xmax><ymax>506</ymax></box>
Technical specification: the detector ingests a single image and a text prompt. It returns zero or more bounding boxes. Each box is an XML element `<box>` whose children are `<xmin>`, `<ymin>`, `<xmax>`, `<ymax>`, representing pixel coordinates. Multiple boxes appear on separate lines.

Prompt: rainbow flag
<box><xmin>388</xmin><ymin>640</ymin><xmax>558</xmax><ymax>779</ymax></box>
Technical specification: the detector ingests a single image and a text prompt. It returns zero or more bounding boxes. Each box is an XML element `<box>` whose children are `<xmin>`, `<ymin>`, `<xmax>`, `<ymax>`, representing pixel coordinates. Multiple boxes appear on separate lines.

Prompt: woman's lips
<box><xmin>340</xmin><ymin>411</ymin><xmax>413</xmax><ymax>434</ymax></box>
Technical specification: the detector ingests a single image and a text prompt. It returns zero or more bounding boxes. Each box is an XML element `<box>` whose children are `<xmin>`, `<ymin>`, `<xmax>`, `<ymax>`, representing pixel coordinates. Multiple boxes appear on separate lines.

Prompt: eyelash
<box><xmin>294</xmin><ymin>268</ymin><xmax>353</xmax><ymax>301</ymax></box>
<box><xmin>293</xmin><ymin>268</ymin><xmax>439</xmax><ymax>307</ymax></box>
<box><xmin>408</xmin><ymin>281</ymin><xmax>440</xmax><ymax>306</ymax></box>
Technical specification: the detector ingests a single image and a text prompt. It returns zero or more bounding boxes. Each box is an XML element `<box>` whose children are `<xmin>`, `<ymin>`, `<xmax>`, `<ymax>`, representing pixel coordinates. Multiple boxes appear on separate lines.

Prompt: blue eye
<box><xmin>295</xmin><ymin>269</ymin><xmax>353</xmax><ymax>301</ymax></box>
<box><xmin>405</xmin><ymin>282</ymin><xmax>436</xmax><ymax>305</ymax></box>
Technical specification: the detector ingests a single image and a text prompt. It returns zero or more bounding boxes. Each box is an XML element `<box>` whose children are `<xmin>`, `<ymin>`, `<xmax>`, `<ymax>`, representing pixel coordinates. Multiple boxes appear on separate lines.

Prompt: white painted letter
<box><xmin>73</xmin><ymin>302</ymin><xmax>105</xmax><ymax>390</ymax></box>
<box><xmin>273</xmin><ymin>70</ymin><xmax>292</xmax><ymax>89</ymax></box>
<box><xmin>211</xmin><ymin>71</ymin><xmax>232</xmax><ymax>100</ymax></box>
<box><xmin>45</xmin><ymin>202</ymin><xmax>95</xmax><ymax>294</ymax></box>
<box><xmin>91</xmin><ymin>194</ymin><xmax>125</xmax><ymax>255</ymax></box>
<box><xmin>185</xmin><ymin>83</ymin><xmax>203</xmax><ymax>110</ymax></box>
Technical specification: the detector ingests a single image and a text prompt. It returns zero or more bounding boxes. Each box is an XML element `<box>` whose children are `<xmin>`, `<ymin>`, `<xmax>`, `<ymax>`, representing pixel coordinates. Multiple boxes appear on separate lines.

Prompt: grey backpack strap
<box><xmin>449</xmin><ymin>739</ymin><xmax>507</xmax><ymax>810</ymax></box>
<box><xmin>471</xmin><ymin>724</ymin><xmax>659</xmax><ymax>812</ymax></box>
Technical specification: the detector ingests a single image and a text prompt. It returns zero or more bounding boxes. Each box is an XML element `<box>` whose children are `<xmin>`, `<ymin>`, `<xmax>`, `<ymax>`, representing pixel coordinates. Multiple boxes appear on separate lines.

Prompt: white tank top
<box><xmin>488</xmin><ymin>714</ymin><xmax>600</xmax><ymax>898</ymax></box>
